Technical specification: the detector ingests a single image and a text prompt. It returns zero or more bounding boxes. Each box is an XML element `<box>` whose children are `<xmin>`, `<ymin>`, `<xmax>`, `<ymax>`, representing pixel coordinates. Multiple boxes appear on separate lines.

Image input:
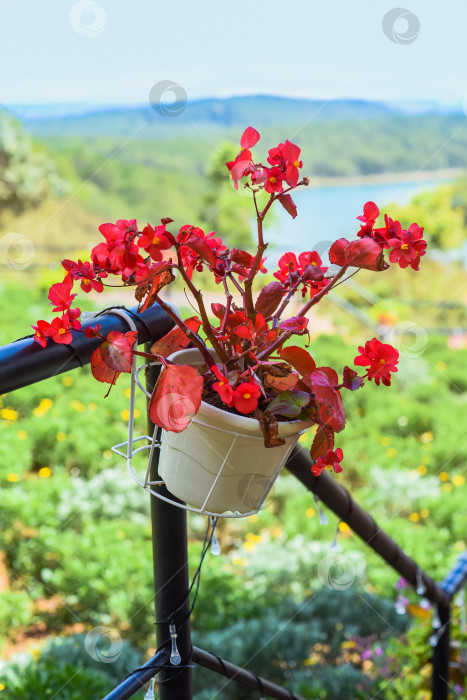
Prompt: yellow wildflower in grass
<box><xmin>103</xmin><ymin>450</ymin><xmax>112</xmax><ymax>459</ymax></box>
<box><xmin>438</xmin><ymin>471</ymin><xmax>449</xmax><ymax>482</ymax></box>
<box><xmin>56</xmin><ymin>432</ymin><xmax>66</xmax><ymax>442</ymax></box>
<box><xmin>0</xmin><ymin>682</ymin><xmax>5</xmax><ymax>691</ymax></box>
<box><xmin>386</xmin><ymin>448</ymin><xmax>397</xmax><ymax>458</ymax></box>
<box><xmin>134</xmin><ymin>409</ymin><xmax>141</xmax><ymax>418</ymax></box>
<box><xmin>420</xmin><ymin>508</ymin><xmax>430</xmax><ymax>518</ymax></box>
<box><xmin>380</xmin><ymin>436</ymin><xmax>390</xmax><ymax>446</ymax></box>
<box><xmin>417</xmin><ymin>465</ymin><xmax>427</xmax><ymax>476</ymax></box>
<box><xmin>70</xmin><ymin>400</ymin><xmax>86</xmax><ymax>413</ymax></box>
<box><xmin>341</xmin><ymin>640</ymin><xmax>356</xmax><ymax>649</ymax></box>
<box><xmin>452</xmin><ymin>475</ymin><xmax>465</xmax><ymax>487</ymax></box>
<box><xmin>17</xmin><ymin>430</ymin><xmax>27</xmax><ymax>440</ymax></box>
<box><xmin>38</xmin><ymin>467</ymin><xmax>52</xmax><ymax>478</ymax></box>
<box><xmin>442</xmin><ymin>483</ymin><xmax>453</xmax><ymax>492</ymax></box>
<box><xmin>6</xmin><ymin>473</ymin><xmax>20</xmax><ymax>482</ymax></box>
<box><xmin>1</xmin><ymin>407</ymin><xmax>18</xmax><ymax>421</ymax></box>
<box><xmin>339</xmin><ymin>521</ymin><xmax>351</xmax><ymax>533</ymax></box>
<box><xmin>231</xmin><ymin>557</ymin><xmax>247</xmax><ymax>567</ymax></box>
<box><xmin>30</xmin><ymin>648</ymin><xmax>41</xmax><ymax>660</ymax></box>
<box><xmin>409</xmin><ymin>512</ymin><xmax>420</xmax><ymax>523</ymax></box>
<box><xmin>245</xmin><ymin>533</ymin><xmax>261</xmax><ymax>543</ymax></box>
<box><xmin>305</xmin><ymin>508</ymin><xmax>316</xmax><ymax>518</ymax></box>
<box><xmin>62</xmin><ymin>376</ymin><xmax>73</xmax><ymax>386</ymax></box>
<box><xmin>420</xmin><ymin>431</ymin><xmax>433</xmax><ymax>443</ymax></box>
<box><xmin>124</xmin><ymin>387</ymin><xmax>132</xmax><ymax>398</ymax></box>
<box><xmin>269</xmin><ymin>526</ymin><xmax>282</xmax><ymax>539</ymax></box>
<box><xmin>436</xmin><ymin>361</ymin><xmax>446</xmax><ymax>371</ymax></box>
<box><xmin>243</xmin><ymin>541</ymin><xmax>258</xmax><ymax>552</ymax></box>
<box><xmin>121</xmin><ymin>409</ymin><xmax>130</xmax><ymax>421</ymax></box>
<box><xmin>33</xmin><ymin>398</ymin><xmax>53</xmax><ymax>417</ymax></box>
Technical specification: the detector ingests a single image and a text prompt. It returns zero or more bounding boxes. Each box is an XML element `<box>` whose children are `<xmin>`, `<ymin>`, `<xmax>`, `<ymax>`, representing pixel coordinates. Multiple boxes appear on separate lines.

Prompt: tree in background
<box><xmin>199</xmin><ymin>142</ymin><xmax>257</xmax><ymax>249</ymax></box>
<box><xmin>0</xmin><ymin>112</ymin><xmax>68</xmax><ymax>216</ymax></box>
<box><xmin>387</xmin><ymin>178</ymin><xmax>467</xmax><ymax>251</ymax></box>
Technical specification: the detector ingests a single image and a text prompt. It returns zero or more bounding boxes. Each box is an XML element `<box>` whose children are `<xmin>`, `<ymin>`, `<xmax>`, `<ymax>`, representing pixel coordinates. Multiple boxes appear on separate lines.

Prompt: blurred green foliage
<box><xmin>0</xmin><ymin>279</ymin><xmax>466</xmax><ymax>697</ymax></box>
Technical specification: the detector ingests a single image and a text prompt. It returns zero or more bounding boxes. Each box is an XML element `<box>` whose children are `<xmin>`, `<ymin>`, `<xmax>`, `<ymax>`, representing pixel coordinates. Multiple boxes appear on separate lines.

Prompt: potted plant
<box><xmin>32</xmin><ymin>126</ymin><xmax>427</xmax><ymax>514</ymax></box>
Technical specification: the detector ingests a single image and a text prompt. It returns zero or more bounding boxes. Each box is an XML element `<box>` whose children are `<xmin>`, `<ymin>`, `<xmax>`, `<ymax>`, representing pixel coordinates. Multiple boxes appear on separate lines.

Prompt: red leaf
<box><xmin>280</xmin><ymin>346</ymin><xmax>316</xmax><ymax>376</ymax></box>
<box><xmin>211</xmin><ymin>303</ymin><xmax>226</xmax><ymax>320</ymax></box>
<box><xmin>343</xmin><ymin>366</ymin><xmax>364</xmax><ymax>391</ymax></box>
<box><xmin>240</xmin><ymin>126</ymin><xmax>260</xmax><ymax>150</ymax></box>
<box><xmin>230</xmin><ymin>249</ymin><xmax>254</xmax><ymax>267</ymax></box>
<box><xmin>91</xmin><ymin>347</ymin><xmax>120</xmax><ymax>385</ymax></box>
<box><xmin>255</xmin><ymin>281</ymin><xmax>285</xmax><ymax>317</ymax></box>
<box><xmin>278</xmin><ymin>194</ymin><xmax>298</xmax><ymax>219</ymax></box>
<box><xmin>100</xmin><ymin>331</ymin><xmax>138</xmax><ymax>373</ymax></box>
<box><xmin>182</xmin><ymin>233</ymin><xmax>217</xmax><ymax>266</ymax></box>
<box><xmin>308</xmin><ymin>369</ymin><xmax>345</xmax><ymax>433</ymax></box>
<box><xmin>310</xmin><ymin>425</ymin><xmax>335</xmax><ymax>460</ymax></box>
<box><xmin>150</xmin><ymin>317</ymin><xmax>201</xmax><ymax>358</ymax></box>
<box><xmin>279</xmin><ymin>316</ymin><xmax>309</xmax><ymax>333</ymax></box>
<box><xmin>329</xmin><ymin>238</ymin><xmax>388</xmax><ymax>271</ymax></box>
<box><xmin>149</xmin><ymin>364</ymin><xmax>203</xmax><ymax>432</ymax></box>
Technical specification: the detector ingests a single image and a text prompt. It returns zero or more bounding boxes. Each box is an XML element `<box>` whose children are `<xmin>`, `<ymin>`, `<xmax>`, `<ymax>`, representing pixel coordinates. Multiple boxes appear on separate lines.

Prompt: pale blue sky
<box><xmin>1</xmin><ymin>0</ymin><xmax>466</xmax><ymax>106</ymax></box>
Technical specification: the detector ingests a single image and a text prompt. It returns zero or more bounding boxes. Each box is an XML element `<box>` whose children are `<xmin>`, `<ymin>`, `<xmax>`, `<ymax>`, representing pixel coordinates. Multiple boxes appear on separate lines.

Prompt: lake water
<box><xmin>262</xmin><ymin>176</ymin><xmax>454</xmax><ymax>264</ymax></box>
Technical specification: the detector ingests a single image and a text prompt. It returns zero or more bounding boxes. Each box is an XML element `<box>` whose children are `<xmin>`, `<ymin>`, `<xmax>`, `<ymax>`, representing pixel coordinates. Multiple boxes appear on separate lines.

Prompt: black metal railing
<box><xmin>1</xmin><ymin>304</ymin><xmax>465</xmax><ymax>700</ymax></box>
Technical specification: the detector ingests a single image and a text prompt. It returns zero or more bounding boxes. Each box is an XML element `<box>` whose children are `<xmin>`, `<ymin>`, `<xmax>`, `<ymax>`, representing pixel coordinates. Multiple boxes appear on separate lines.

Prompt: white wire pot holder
<box><xmin>112</xmin><ymin>354</ymin><xmax>311</xmax><ymax>519</ymax></box>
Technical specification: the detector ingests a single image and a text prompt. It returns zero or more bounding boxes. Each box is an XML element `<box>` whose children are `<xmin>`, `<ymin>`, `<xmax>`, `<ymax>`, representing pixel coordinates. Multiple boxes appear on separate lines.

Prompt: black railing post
<box><xmin>431</xmin><ymin>602</ymin><xmax>450</xmax><ymax>700</ymax></box>
<box><xmin>146</xmin><ymin>360</ymin><xmax>192</xmax><ymax>700</ymax></box>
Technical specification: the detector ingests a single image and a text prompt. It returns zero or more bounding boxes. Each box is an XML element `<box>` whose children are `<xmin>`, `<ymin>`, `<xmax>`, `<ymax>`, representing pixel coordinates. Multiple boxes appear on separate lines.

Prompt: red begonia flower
<box><xmin>312</xmin><ymin>448</ymin><xmax>344</xmax><ymax>476</ymax></box>
<box><xmin>46</xmin><ymin>315</ymin><xmax>73</xmax><ymax>344</ymax></box>
<box><xmin>32</xmin><ymin>320</ymin><xmax>51</xmax><ymax>348</ymax></box>
<box><xmin>388</xmin><ymin>223</ymin><xmax>427</xmax><ymax>270</ymax></box>
<box><xmin>232</xmin><ymin>381</ymin><xmax>261</xmax><ymax>414</ymax></box>
<box><xmin>138</xmin><ymin>223</ymin><xmax>175</xmax><ymax>261</ymax></box>
<box><xmin>354</xmin><ymin>338</ymin><xmax>399</xmax><ymax>386</ymax></box>
<box><xmin>264</xmin><ymin>166</ymin><xmax>285</xmax><ymax>194</ymax></box>
<box><xmin>282</xmin><ymin>140</ymin><xmax>303</xmax><ymax>187</ymax></box>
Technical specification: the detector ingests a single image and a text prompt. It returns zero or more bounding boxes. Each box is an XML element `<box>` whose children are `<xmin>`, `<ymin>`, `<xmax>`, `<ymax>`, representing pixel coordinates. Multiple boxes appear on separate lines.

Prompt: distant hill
<box><xmin>14</xmin><ymin>95</ymin><xmax>398</xmax><ymax>139</ymax></box>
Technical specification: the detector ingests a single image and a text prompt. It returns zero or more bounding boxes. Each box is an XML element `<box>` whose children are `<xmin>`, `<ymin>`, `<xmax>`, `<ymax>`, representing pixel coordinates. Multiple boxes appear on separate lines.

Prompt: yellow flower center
<box><xmin>311</xmin><ymin>261</ymin><xmax>317</xmax><ymax>266</ymax></box>
<box><xmin>325</xmin><ymin>464</ymin><xmax>333</xmax><ymax>471</ymax></box>
<box><xmin>58</xmin><ymin>328</ymin><xmax>66</xmax><ymax>335</ymax></box>
<box><xmin>401</xmin><ymin>243</ymin><xmax>409</xmax><ymax>250</ymax></box>
<box><xmin>294</xmin><ymin>160</ymin><xmax>301</xmax><ymax>168</ymax></box>
<box><xmin>380</xmin><ymin>358</ymin><xmax>386</xmax><ymax>364</ymax></box>
<box><xmin>152</xmin><ymin>236</ymin><xmax>161</xmax><ymax>245</ymax></box>
<box><xmin>269</xmin><ymin>176</ymin><xmax>276</xmax><ymax>184</ymax></box>
<box><xmin>243</xmin><ymin>393</ymin><xmax>251</xmax><ymax>399</ymax></box>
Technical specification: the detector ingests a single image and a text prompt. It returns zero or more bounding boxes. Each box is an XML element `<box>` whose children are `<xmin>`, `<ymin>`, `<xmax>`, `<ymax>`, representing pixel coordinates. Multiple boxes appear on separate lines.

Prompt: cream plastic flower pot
<box><xmin>157</xmin><ymin>348</ymin><xmax>314</xmax><ymax>515</ymax></box>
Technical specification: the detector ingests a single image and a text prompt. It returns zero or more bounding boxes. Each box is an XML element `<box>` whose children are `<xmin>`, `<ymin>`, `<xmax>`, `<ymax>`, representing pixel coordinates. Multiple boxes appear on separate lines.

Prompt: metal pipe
<box><xmin>101</xmin><ymin>646</ymin><xmax>171</xmax><ymax>700</ymax></box>
<box><xmin>146</xmin><ymin>359</ymin><xmax>192</xmax><ymax>699</ymax></box>
<box><xmin>431</xmin><ymin>602</ymin><xmax>451</xmax><ymax>700</ymax></box>
<box><xmin>286</xmin><ymin>446</ymin><xmax>450</xmax><ymax>607</ymax></box>
<box><xmin>192</xmin><ymin>647</ymin><xmax>305</xmax><ymax>700</ymax></box>
<box><xmin>0</xmin><ymin>304</ymin><xmax>174</xmax><ymax>394</ymax></box>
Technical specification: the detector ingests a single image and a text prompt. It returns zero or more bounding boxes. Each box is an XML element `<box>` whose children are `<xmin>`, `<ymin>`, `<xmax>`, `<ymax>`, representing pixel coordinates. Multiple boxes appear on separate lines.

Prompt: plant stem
<box><xmin>256</xmin><ymin>266</ymin><xmax>349</xmax><ymax>361</ymax></box>
<box><xmin>175</xmin><ymin>247</ymin><xmax>228</xmax><ymax>363</ymax></box>
<box><xmin>153</xmin><ymin>292</ymin><xmax>215</xmax><ymax>369</ymax></box>
<box><xmin>244</xmin><ymin>215</ymin><xmax>267</xmax><ymax>317</ymax></box>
